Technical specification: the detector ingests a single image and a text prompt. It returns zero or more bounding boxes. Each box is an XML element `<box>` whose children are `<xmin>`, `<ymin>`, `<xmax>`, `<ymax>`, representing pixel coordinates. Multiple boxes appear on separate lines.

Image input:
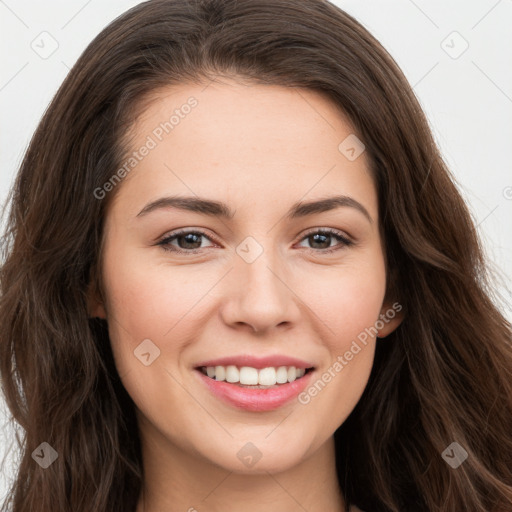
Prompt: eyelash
<box><xmin>156</xmin><ymin>228</ymin><xmax>354</xmax><ymax>255</ymax></box>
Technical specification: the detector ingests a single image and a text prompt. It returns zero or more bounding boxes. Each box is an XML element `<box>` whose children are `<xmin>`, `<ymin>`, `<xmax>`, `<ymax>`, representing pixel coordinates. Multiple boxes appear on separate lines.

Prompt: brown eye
<box><xmin>297</xmin><ymin>229</ymin><xmax>353</xmax><ymax>254</ymax></box>
<box><xmin>158</xmin><ymin>230</ymin><xmax>215</xmax><ymax>254</ymax></box>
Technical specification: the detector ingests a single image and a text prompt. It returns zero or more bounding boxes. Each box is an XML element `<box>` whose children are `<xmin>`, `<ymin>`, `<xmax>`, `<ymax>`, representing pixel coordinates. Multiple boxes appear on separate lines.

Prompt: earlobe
<box><xmin>86</xmin><ymin>273</ymin><xmax>107</xmax><ymax>320</ymax></box>
<box><xmin>88</xmin><ymin>299</ymin><xmax>107</xmax><ymax>320</ymax></box>
<box><xmin>376</xmin><ymin>301</ymin><xmax>404</xmax><ymax>338</ymax></box>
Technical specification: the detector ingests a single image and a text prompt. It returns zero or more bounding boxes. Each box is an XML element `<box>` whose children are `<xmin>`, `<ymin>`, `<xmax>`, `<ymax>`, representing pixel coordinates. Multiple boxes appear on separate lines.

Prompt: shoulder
<box><xmin>350</xmin><ymin>506</ymin><xmax>365</xmax><ymax>512</ymax></box>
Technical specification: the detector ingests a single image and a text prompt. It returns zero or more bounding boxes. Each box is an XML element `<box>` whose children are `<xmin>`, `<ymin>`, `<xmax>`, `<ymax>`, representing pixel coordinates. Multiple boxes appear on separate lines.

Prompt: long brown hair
<box><xmin>1</xmin><ymin>1</ymin><xmax>511</xmax><ymax>510</ymax></box>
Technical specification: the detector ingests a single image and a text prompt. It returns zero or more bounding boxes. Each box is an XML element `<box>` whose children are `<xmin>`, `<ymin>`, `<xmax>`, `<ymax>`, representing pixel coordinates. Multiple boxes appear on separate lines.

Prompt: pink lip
<box><xmin>194</xmin><ymin>354</ymin><xmax>315</xmax><ymax>370</ymax></box>
<box><xmin>194</xmin><ymin>368</ymin><xmax>315</xmax><ymax>412</ymax></box>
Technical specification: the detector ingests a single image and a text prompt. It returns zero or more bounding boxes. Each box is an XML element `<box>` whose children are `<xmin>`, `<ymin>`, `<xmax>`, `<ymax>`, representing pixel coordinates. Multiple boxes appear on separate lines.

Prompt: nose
<box><xmin>219</xmin><ymin>246</ymin><xmax>302</xmax><ymax>334</ymax></box>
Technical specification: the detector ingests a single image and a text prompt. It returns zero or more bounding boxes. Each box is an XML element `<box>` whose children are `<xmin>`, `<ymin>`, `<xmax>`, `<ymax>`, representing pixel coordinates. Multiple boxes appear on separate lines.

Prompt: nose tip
<box><xmin>221</xmin><ymin>255</ymin><xmax>300</xmax><ymax>333</ymax></box>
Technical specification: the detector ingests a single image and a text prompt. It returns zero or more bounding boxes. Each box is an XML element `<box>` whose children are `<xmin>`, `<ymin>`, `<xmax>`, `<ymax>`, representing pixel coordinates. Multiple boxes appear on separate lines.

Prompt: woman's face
<box><xmin>90</xmin><ymin>78</ymin><xmax>402</xmax><ymax>474</ymax></box>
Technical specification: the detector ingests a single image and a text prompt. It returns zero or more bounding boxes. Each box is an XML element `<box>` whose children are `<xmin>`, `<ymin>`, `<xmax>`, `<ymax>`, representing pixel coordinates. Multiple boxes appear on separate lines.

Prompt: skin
<box><xmin>88</xmin><ymin>77</ymin><xmax>403</xmax><ymax>512</ymax></box>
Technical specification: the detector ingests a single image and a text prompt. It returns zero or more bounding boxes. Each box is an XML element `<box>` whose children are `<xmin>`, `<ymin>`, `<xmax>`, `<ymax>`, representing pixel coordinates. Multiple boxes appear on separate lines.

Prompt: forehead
<box><xmin>108</xmin><ymin>78</ymin><xmax>377</xmax><ymax>222</ymax></box>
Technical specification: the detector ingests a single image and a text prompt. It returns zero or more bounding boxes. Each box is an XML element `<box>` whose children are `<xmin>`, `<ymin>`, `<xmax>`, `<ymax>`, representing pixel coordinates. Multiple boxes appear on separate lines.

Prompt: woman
<box><xmin>1</xmin><ymin>1</ymin><xmax>511</xmax><ymax>511</ymax></box>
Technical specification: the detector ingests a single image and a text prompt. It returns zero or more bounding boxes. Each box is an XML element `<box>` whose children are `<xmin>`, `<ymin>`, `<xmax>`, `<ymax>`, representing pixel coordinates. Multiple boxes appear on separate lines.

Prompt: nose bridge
<box><xmin>237</xmin><ymin>234</ymin><xmax>287</xmax><ymax>303</ymax></box>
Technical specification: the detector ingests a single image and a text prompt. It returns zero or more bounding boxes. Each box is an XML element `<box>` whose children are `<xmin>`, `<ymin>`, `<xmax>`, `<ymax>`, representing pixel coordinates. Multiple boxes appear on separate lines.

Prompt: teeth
<box><xmin>225</xmin><ymin>365</ymin><xmax>239</xmax><ymax>383</ymax></box>
<box><xmin>240</xmin><ymin>366</ymin><xmax>259</xmax><ymax>385</ymax></box>
<box><xmin>215</xmin><ymin>365</ymin><xmax>226</xmax><ymax>381</ymax></box>
<box><xmin>276</xmin><ymin>366</ymin><xmax>288</xmax><ymax>383</ymax></box>
<box><xmin>258</xmin><ymin>367</ymin><xmax>276</xmax><ymax>386</ymax></box>
<box><xmin>200</xmin><ymin>365</ymin><xmax>309</xmax><ymax>385</ymax></box>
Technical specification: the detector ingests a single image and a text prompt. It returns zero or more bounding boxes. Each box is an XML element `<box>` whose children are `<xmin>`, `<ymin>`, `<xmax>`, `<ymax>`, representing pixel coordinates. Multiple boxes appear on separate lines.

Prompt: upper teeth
<box><xmin>202</xmin><ymin>365</ymin><xmax>307</xmax><ymax>385</ymax></box>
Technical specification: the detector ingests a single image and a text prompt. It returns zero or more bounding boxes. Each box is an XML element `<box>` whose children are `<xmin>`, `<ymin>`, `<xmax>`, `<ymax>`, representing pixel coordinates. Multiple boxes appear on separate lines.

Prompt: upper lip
<box><xmin>194</xmin><ymin>355</ymin><xmax>315</xmax><ymax>370</ymax></box>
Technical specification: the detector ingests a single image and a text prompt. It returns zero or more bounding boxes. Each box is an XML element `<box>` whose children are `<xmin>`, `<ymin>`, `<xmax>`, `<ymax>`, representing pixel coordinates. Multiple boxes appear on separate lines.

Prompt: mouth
<box><xmin>193</xmin><ymin>363</ymin><xmax>316</xmax><ymax>412</ymax></box>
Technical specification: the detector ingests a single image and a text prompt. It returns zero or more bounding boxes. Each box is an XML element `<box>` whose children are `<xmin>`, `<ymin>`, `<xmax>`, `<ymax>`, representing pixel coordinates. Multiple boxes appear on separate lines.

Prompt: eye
<box><xmin>157</xmin><ymin>229</ymin><xmax>216</xmax><ymax>254</ymax></box>
<box><xmin>157</xmin><ymin>227</ymin><xmax>353</xmax><ymax>255</ymax></box>
<box><xmin>296</xmin><ymin>228</ymin><xmax>353</xmax><ymax>254</ymax></box>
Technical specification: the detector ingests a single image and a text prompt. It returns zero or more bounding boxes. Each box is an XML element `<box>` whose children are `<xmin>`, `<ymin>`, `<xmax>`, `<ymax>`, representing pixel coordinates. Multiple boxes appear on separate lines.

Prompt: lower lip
<box><xmin>195</xmin><ymin>369</ymin><xmax>314</xmax><ymax>412</ymax></box>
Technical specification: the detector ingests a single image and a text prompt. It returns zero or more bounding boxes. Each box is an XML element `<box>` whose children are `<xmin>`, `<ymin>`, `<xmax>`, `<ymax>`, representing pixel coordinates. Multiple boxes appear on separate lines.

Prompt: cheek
<box><xmin>295</xmin><ymin>258</ymin><xmax>386</xmax><ymax>429</ymax></box>
<box><xmin>100</xmin><ymin>249</ymin><xmax>211</xmax><ymax>438</ymax></box>
<box><xmin>100</xmin><ymin>245</ymin><xmax>211</xmax><ymax>376</ymax></box>
<box><xmin>307</xmin><ymin>253</ymin><xmax>386</xmax><ymax>348</ymax></box>
<box><xmin>104</xmin><ymin>242</ymin><xmax>215</xmax><ymax>326</ymax></box>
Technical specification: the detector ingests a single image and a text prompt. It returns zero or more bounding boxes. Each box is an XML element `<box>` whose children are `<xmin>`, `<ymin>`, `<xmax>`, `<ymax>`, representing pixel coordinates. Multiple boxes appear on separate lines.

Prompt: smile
<box><xmin>194</xmin><ymin>357</ymin><xmax>316</xmax><ymax>412</ymax></box>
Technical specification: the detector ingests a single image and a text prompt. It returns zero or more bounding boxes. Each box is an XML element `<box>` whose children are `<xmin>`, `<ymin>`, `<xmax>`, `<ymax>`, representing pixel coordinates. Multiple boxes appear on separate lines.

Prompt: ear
<box><xmin>376</xmin><ymin>300</ymin><xmax>404</xmax><ymax>338</ymax></box>
<box><xmin>86</xmin><ymin>267</ymin><xmax>107</xmax><ymax>320</ymax></box>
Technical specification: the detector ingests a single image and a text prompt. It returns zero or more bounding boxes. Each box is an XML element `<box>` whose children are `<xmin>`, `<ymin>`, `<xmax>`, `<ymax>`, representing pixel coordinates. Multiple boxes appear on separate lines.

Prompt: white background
<box><xmin>1</xmin><ymin>0</ymin><xmax>511</xmax><ymax>503</ymax></box>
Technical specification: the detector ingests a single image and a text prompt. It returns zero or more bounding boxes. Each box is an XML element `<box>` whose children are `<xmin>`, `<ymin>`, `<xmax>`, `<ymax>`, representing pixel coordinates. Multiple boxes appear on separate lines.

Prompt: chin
<box><xmin>202</xmin><ymin>435</ymin><xmax>314</xmax><ymax>474</ymax></box>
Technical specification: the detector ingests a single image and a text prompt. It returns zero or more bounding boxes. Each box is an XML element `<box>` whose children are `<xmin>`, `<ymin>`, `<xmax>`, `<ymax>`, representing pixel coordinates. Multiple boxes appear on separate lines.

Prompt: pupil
<box><xmin>180</xmin><ymin>233</ymin><xmax>201</xmax><ymax>249</ymax></box>
<box><xmin>310</xmin><ymin>233</ymin><xmax>329</xmax><ymax>249</ymax></box>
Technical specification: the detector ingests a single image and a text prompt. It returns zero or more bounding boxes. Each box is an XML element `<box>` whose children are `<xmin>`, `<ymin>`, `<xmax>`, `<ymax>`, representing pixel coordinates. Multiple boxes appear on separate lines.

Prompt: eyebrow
<box><xmin>136</xmin><ymin>194</ymin><xmax>373</xmax><ymax>223</ymax></box>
